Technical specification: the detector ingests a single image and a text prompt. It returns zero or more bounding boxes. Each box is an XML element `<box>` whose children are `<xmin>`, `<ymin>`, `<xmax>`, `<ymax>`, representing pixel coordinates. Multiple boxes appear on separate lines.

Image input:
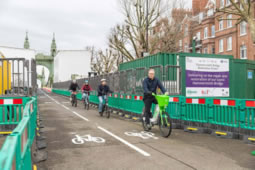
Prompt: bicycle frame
<box><xmin>151</xmin><ymin>105</ymin><xmax>169</xmax><ymax>125</ymax></box>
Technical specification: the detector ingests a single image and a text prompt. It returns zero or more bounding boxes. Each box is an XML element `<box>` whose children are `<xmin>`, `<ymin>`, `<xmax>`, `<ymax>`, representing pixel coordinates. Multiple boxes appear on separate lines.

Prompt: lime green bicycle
<box><xmin>142</xmin><ymin>93</ymin><xmax>172</xmax><ymax>138</ymax></box>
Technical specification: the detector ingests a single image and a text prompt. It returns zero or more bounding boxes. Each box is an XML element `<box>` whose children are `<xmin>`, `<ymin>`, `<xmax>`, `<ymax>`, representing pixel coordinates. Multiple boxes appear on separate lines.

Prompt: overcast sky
<box><xmin>0</xmin><ymin>0</ymin><xmax>191</xmax><ymax>54</ymax></box>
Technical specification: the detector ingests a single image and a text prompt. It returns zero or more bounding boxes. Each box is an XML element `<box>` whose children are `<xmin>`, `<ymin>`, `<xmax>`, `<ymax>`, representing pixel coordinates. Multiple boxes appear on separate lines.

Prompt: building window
<box><xmin>227</xmin><ymin>15</ymin><xmax>232</xmax><ymax>28</ymax></box>
<box><xmin>219</xmin><ymin>18</ymin><xmax>224</xmax><ymax>31</ymax></box>
<box><xmin>220</xmin><ymin>0</ymin><xmax>225</xmax><ymax>8</ymax></box>
<box><xmin>219</xmin><ymin>39</ymin><xmax>224</xmax><ymax>53</ymax></box>
<box><xmin>226</xmin><ymin>0</ymin><xmax>231</xmax><ymax>6</ymax></box>
<box><xmin>227</xmin><ymin>37</ymin><xmax>232</xmax><ymax>51</ymax></box>
<box><xmin>240</xmin><ymin>21</ymin><xmax>247</xmax><ymax>35</ymax></box>
<box><xmin>211</xmin><ymin>25</ymin><xmax>215</xmax><ymax>37</ymax></box>
<box><xmin>212</xmin><ymin>46</ymin><xmax>215</xmax><ymax>54</ymax></box>
<box><xmin>196</xmin><ymin>32</ymin><xmax>201</xmax><ymax>40</ymax></box>
<box><xmin>240</xmin><ymin>45</ymin><xmax>247</xmax><ymax>59</ymax></box>
<box><xmin>204</xmin><ymin>47</ymin><xmax>208</xmax><ymax>54</ymax></box>
<box><xmin>207</xmin><ymin>9</ymin><xmax>214</xmax><ymax>17</ymax></box>
<box><xmin>204</xmin><ymin>27</ymin><xmax>208</xmax><ymax>39</ymax></box>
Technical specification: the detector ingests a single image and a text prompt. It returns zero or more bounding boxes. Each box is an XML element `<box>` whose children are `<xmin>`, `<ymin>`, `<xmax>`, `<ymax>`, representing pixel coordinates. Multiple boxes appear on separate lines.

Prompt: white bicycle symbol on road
<box><xmin>124</xmin><ymin>131</ymin><xmax>158</xmax><ymax>140</ymax></box>
<box><xmin>72</xmin><ymin>134</ymin><xmax>105</xmax><ymax>144</ymax></box>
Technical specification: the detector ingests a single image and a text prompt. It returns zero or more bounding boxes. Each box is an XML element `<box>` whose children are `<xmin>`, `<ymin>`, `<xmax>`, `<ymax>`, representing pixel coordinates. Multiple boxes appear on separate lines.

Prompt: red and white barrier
<box><xmin>246</xmin><ymin>101</ymin><xmax>255</xmax><ymax>107</ymax></box>
<box><xmin>43</xmin><ymin>87</ymin><xmax>52</xmax><ymax>93</ymax></box>
<box><xmin>126</xmin><ymin>95</ymin><xmax>132</xmax><ymax>99</ymax></box>
<box><xmin>134</xmin><ymin>96</ymin><xmax>143</xmax><ymax>100</ymax></box>
<box><xmin>120</xmin><ymin>95</ymin><xmax>124</xmax><ymax>99</ymax></box>
<box><xmin>114</xmin><ymin>94</ymin><xmax>118</xmax><ymax>98</ymax></box>
<box><xmin>213</xmin><ymin>99</ymin><xmax>236</xmax><ymax>106</ymax></box>
<box><xmin>186</xmin><ymin>98</ymin><xmax>205</xmax><ymax>104</ymax></box>
<box><xmin>0</xmin><ymin>99</ymin><xmax>23</xmax><ymax>105</ymax></box>
<box><xmin>169</xmin><ymin>97</ymin><xmax>179</xmax><ymax>102</ymax></box>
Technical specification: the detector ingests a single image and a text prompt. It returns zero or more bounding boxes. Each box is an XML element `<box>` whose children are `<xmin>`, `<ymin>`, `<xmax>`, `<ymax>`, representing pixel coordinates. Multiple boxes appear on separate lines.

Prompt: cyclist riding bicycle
<box><xmin>82</xmin><ymin>80</ymin><xmax>92</xmax><ymax>103</ymax></box>
<box><xmin>143</xmin><ymin>69</ymin><xmax>168</xmax><ymax>130</ymax></box>
<box><xmin>97</xmin><ymin>79</ymin><xmax>112</xmax><ymax>114</ymax></box>
<box><xmin>69</xmin><ymin>79</ymin><xmax>80</xmax><ymax>101</ymax></box>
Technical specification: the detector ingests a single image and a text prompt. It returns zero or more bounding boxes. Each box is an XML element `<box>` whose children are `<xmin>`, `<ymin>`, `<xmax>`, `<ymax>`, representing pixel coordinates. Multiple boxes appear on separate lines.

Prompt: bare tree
<box><xmin>109</xmin><ymin>0</ymin><xmax>167</xmax><ymax>61</ymax></box>
<box><xmin>88</xmin><ymin>47</ymin><xmax>120</xmax><ymax>75</ymax></box>
<box><xmin>149</xmin><ymin>0</ymin><xmax>192</xmax><ymax>53</ymax></box>
<box><xmin>217</xmin><ymin>0</ymin><xmax>255</xmax><ymax>43</ymax></box>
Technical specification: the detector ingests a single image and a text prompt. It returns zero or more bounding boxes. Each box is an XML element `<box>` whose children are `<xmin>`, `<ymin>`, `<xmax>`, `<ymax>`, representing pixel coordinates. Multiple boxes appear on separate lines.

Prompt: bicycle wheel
<box><xmin>86</xmin><ymin>99</ymin><xmax>89</xmax><ymax>110</ymax></box>
<box><xmin>106</xmin><ymin>106</ymin><xmax>110</xmax><ymax>119</ymax></box>
<box><xmin>158</xmin><ymin>111</ymin><xmax>172</xmax><ymax>138</ymax></box>
<box><xmin>141</xmin><ymin>107</ymin><xmax>147</xmax><ymax>131</ymax></box>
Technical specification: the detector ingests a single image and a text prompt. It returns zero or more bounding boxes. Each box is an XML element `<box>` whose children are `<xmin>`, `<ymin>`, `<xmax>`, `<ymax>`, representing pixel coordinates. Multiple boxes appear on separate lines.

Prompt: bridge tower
<box><xmin>24</xmin><ymin>31</ymin><xmax>30</xmax><ymax>49</ymax></box>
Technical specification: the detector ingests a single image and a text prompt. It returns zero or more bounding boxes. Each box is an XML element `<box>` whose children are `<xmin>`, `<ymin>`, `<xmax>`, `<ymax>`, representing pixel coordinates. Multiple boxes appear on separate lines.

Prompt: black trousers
<box><xmin>143</xmin><ymin>95</ymin><xmax>158</xmax><ymax>124</ymax></box>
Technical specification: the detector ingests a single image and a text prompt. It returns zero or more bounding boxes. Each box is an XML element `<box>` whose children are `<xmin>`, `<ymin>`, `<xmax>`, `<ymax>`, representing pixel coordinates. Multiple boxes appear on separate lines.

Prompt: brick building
<box><xmin>179</xmin><ymin>0</ymin><xmax>255</xmax><ymax>60</ymax></box>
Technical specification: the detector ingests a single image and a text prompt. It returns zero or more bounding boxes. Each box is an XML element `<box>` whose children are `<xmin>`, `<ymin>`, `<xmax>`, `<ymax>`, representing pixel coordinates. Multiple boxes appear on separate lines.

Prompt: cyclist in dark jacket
<box><xmin>69</xmin><ymin>80</ymin><xmax>80</xmax><ymax>92</ymax></box>
<box><xmin>143</xmin><ymin>69</ymin><xmax>167</xmax><ymax>130</ymax></box>
<box><xmin>98</xmin><ymin>79</ymin><xmax>112</xmax><ymax>113</ymax></box>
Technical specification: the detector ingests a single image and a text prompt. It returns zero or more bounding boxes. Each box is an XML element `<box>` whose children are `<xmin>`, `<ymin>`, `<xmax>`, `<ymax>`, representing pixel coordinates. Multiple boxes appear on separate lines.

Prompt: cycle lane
<box><xmin>38</xmin><ymin>91</ymin><xmax>191</xmax><ymax>170</ymax></box>
<box><xmin>49</xmin><ymin>92</ymin><xmax>255</xmax><ymax>170</ymax></box>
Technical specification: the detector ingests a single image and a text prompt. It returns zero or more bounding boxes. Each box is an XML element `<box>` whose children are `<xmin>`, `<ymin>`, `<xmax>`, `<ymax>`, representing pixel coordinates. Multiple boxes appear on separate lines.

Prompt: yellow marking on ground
<box><xmin>0</xmin><ymin>131</ymin><xmax>12</xmax><ymax>135</ymax></box>
<box><xmin>215</xmin><ymin>131</ymin><xmax>227</xmax><ymax>136</ymax></box>
<box><xmin>33</xmin><ymin>164</ymin><xmax>37</xmax><ymax>170</ymax></box>
<box><xmin>187</xmin><ymin>127</ymin><xmax>198</xmax><ymax>131</ymax></box>
<box><xmin>248</xmin><ymin>137</ymin><xmax>255</xmax><ymax>141</ymax></box>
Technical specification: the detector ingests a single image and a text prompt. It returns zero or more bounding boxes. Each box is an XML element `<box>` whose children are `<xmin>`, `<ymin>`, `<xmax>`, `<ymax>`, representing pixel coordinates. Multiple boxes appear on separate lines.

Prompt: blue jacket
<box><xmin>143</xmin><ymin>77</ymin><xmax>166</xmax><ymax>95</ymax></box>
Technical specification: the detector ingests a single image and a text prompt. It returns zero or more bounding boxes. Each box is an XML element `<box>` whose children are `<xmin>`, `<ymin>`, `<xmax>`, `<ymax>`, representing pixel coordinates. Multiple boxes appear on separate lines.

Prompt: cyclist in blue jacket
<box><xmin>143</xmin><ymin>69</ymin><xmax>168</xmax><ymax>130</ymax></box>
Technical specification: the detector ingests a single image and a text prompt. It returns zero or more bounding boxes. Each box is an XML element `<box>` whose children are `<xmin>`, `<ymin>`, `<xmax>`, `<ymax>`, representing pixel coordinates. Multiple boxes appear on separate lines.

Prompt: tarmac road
<box><xmin>37</xmin><ymin>90</ymin><xmax>255</xmax><ymax>170</ymax></box>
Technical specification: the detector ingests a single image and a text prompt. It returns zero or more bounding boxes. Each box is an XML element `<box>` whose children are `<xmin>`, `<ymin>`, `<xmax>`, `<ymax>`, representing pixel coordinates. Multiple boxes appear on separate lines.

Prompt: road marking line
<box><xmin>62</xmin><ymin>105</ymin><xmax>70</xmax><ymax>110</ymax></box>
<box><xmin>72</xmin><ymin>111</ymin><xmax>89</xmax><ymax>121</ymax></box>
<box><xmin>97</xmin><ymin>126</ymin><xmax>151</xmax><ymax>157</ymax></box>
<box><xmin>41</xmin><ymin>90</ymin><xmax>89</xmax><ymax>121</ymax></box>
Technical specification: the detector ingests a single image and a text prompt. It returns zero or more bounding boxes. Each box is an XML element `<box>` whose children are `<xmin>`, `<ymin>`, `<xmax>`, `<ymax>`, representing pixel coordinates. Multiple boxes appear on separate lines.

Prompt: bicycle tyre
<box><xmin>141</xmin><ymin>107</ymin><xmax>147</xmax><ymax>131</ymax></box>
<box><xmin>106</xmin><ymin>106</ymin><xmax>110</xmax><ymax>119</ymax></box>
<box><xmin>158</xmin><ymin>111</ymin><xmax>172</xmax><ymax>138</ymax></box>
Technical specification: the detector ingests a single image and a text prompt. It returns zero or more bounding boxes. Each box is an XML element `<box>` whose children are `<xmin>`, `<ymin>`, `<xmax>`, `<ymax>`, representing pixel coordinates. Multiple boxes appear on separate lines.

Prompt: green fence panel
<box><xmin>125</xmin><ymin>94</ymin><xmax>133</xmax><ymax>113</ymax></box>
<box><xmin>182</xmin><ymin>97</ymin><xmax>209</xmax><ymax>123</ymax></box>
<box><xmin>209</xmin><ymin>98</ymin><xmax>240</xmax><ymax>128</ymax></box>
<box><xmin>109</xmin><ymin>93</ymin><xmax>119</xmax><ymax>109</ymax></box>
<box><xmin>0</xmin><ymin>97</ymin><xmax>30</xmax><ymax>126</ymax></box>
<box><xmin>131</xmin><ymin>95</ymin><xmax>144</xmax><ymax>115</ymax></box>
<box><xmin>167</xmin><ymin>96</ymin><xmax>183</xmax><ymax>120</ymax></box>
<box><xmin>240</xmin><ymin>100</ymin><xmax>255</xmax><ymax>130</ymax></box>
<box><xmin>118</xmin><ymin>94</ymin><xmax>126</xmax><ymax>111</ymax></box>
<box><xmin>0</xmin><ymin>97</ymin><xmax>37</xmax><ymax>170</ymax></box>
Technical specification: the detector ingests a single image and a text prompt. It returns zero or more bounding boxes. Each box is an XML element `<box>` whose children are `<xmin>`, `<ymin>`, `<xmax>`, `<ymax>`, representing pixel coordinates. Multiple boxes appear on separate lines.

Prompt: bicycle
<box><xmin>83</xmin><ymin>92</ymin><xmax>90</xmax><ymax>110</ymax></box>
<box><xmin>100</xmin><ymin>94</ymin><xmax>111</xmax><ymax>118</ymax></box>
<box><xmin>70</xmin><ymin>91</ymin><xmax>78</xmax><ymax>107</ymax></box>
<box><xmin>141</xmin><ymin>93</ymin><xmax>172</xmax><ymax>138</ymax></box>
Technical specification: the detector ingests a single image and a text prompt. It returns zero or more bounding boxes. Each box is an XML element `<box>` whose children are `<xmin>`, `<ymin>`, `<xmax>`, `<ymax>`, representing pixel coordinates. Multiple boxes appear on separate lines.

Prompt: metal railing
<box><xmin>0</xmin><ymin>58</ymin><xmax>37</xmax><ymax>97</ymax></box>
<box><xmin>53</xmin><ymin>65</ymin><xmax>182</xmax><ymax>96</ymax></box>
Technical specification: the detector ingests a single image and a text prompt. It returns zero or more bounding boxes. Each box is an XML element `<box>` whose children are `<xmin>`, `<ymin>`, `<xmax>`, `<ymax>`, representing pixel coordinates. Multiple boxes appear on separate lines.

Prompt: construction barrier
<box><xmin>51</xmin><ymin>89</ymin><xmax>255</xmax><ymax>140</ymax></box>
<box><xmin>0</xmin><ymin>96</ymin><xmax>37</xmax><ymax>170</ymax></box>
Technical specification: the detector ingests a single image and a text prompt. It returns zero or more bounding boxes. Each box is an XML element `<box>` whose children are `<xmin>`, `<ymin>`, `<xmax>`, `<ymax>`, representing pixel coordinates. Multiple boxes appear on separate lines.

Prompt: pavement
<box><xmin>37</xmin><ymin>90</ymin><xmax>255</xmax><ymax>170</ymax></box>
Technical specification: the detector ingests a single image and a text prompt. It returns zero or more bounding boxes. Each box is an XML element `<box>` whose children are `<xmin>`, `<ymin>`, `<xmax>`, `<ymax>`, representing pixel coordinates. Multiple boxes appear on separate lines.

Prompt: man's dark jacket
<box><xmin>143</xmin><ymin>77</ymin><xmax>166</xmax><ymax>97</ymax></box>
<box><xmin>97</xmin><ymin>85</ymin><xmax>111</xmax><ymax>96</ymax></box>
